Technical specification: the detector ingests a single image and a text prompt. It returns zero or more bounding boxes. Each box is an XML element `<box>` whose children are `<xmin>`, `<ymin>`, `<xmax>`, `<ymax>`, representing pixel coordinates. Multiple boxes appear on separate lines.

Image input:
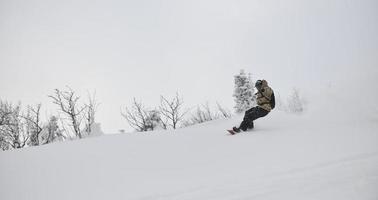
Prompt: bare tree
<box><xmin>24</xmin><ymin>104</ymin><xmax>43</xmax><ymax>146</ymax></box>
<box><xmin>158</xmin><ymin>112</ymin><xmax>168</xmax><ymax>130</ymax></box>
<box><xmin>49</xmin><ymin>87</ymin><xmax>86</xmax><ymax>139</ymax></box>
<box><xmin>84</xmin><ymin>91</ymin><xmax>99</xmax><ymax>136</ymax></box>
<box><xmin>183</xmin><ymin>103</ymin><xmax>218</xmax><ymax>126</ymax></box>
<box><xmin>0</xmin><ymin>136</ymin><xmax>8</xmax><ymax>150</ymax></box>
<box><xmin>0</xmin><ymin>100</ymin><xmax>13</xmax><ymax>150</ymax></box>
<box><xmin>56</xmin><ymin>114</ymin><xmax>71</xmax><ymax>140</ymax></box>
<box><xmin>0</xmin><ymin>101</ymin><xmax>29</xmax><ymax>150</ymax></box>
<box><xmin>181</xmin><ymin>102</ymin><xmax>232</xmax><ymax>127</ymax></box>
<box><xmin>195</xmin><ymin>102</ymin><xmax>217</xmax><ymax>123</ymax></box>
<box><xmin>159</xmin><ymin>93</ymin><xmax>188</xmax><ymax>129</ymax></box>
<box><xmin>0</xmin><ymin>102</ymin><xmax>12</xmax><ymax>126</ymax></box>
<box><xmin>216</xmin><ymin>102</ymin><xmax>232</xmax><ymax>118</ymax></box>
<box><xmin>121</xmin><ymin>98</ymin><xmax>151</xmax><ymax>132</ymax></box>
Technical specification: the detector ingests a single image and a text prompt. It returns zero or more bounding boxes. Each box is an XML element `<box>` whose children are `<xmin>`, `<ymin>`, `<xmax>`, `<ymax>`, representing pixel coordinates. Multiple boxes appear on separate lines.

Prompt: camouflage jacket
<box><xmin>256</xmin><ymin>80</ymin><xmax>273</xmax><ymax>112</ymax></box>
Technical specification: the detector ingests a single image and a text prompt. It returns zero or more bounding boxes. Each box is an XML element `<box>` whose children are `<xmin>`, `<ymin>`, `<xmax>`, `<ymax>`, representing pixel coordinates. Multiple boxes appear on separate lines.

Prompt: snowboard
<box><xmin>227</xmin><ymin>129</ymin><xmax>237</xmax><ymax>135</ymax></box>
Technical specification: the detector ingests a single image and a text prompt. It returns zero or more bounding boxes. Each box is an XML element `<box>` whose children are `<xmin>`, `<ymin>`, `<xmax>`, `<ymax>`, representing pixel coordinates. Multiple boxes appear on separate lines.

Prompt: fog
<box><xmin>1</xmin><ymin>0</ymin><xmax>377</xmax><ymax>132</ymax></box>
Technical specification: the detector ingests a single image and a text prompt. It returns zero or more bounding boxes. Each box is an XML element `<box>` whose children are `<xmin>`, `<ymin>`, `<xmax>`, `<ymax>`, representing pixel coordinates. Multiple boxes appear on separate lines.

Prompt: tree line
<box><xmin>1</xmin><ymin>70</ymin><xmax>304</xmax><ymax>151</ymax></box>
<box><xmin>1</xmin><ymin>88</ymin><xmax>232</xmax><ymax>151</ymax></box>
<box><xmin>0</xmin><ymin>87</ymin><xmax>99</xmax><ymax>151</ymax></box>
<box><xmin>121</xmin><ymin>93</ymin><xmax>232</xmax><ymax>132</ymax></box>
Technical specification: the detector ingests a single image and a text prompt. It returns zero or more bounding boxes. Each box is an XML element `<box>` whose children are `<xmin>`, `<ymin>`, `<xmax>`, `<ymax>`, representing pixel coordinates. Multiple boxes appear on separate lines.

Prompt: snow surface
<box><xmin>1</xmin><ymin>92</ymin><xmax>378</xmax><ymax>200</ymax></box>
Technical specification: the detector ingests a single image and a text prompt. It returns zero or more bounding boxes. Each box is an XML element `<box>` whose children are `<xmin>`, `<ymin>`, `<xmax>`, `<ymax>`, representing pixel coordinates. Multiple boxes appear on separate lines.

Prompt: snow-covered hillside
<box><xmin>1</xmin><ymin>90</ymin><xmax>378</xmax><ymax>200</ymax></box>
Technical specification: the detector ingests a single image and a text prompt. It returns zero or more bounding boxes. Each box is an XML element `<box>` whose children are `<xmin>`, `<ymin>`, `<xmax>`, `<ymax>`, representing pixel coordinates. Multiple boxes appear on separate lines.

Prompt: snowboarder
<box><xmin>229</xmin><ymin>79</ymin><xmax>275</xmax><ymax>134</ymax></box>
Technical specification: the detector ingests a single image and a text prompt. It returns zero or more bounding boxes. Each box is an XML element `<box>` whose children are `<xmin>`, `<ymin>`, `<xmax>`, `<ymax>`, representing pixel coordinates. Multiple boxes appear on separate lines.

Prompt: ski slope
<box><xmin>1</xmin><ymin>101</ymin><xmax>378</xmax><ymax>200</ymax></box>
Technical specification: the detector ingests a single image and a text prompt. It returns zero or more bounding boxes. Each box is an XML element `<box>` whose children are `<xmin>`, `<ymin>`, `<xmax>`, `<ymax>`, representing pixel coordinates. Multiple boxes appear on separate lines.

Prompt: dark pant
<box><xmin>239</xmin><ymin>107</ymin><xmax>269</xmax><ymax>131</ymax></box>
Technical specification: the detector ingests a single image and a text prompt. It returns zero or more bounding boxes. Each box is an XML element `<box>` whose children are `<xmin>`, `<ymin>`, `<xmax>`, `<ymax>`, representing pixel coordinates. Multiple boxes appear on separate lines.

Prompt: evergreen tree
<box><xmin>287</xmin><ymin>88</ymin><xmax>304</xmax><ymax>113</ymax></box>
<box><xmin>146</xmin><ymin>110</ymin><xmax>163</xmax><ymax>131</ymax></box>
<box><xmin>41</xmin><ymin>116</ymin><xmax>63</xmax><ymax>144</ymax></box>
<box><xmin>233</xmin><ymin>69</ymin><xmax>256</xmax><ymax>113</ymax></box>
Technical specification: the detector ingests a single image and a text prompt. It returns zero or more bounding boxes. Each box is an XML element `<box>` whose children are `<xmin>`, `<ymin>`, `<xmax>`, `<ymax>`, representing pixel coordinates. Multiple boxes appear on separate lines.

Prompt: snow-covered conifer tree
<box><xmin>41</xmin><ymin>116</ymin><xmax>64</xmax><ymax>144</ymax></box>
<box><xmin>287</xmin><ymin>88</ymin><xmax>304</xmax><ymax>113</ymax></box>
<box><xmin>233</xmin><ymin>70</ymin><xmax>256</xmax><ymax>113</ymax></box>
<box><xmin>146</xmin><ymin>110</ymin><xmax>163</xmax><ymax>131</ymax></box>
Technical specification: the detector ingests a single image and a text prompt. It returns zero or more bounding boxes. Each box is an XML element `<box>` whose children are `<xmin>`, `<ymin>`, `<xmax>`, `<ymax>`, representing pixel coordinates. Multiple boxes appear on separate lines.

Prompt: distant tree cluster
<box><xmin>121</xmin><ymin>94</ymin><xmax>232</xmax><ymax>132</ymax></box>
<box><xmin>273</xmin><ymin>88</ymin><xmax>305</xmax><ymax>113</ymax></box>
<box><xmin>49</xmin><ymin>87</ymin><xmax>100</xmax><ymax>139</ymax></box>
<box><xmin>0</xmin><ymin>101</ymin><xmax>64</xmax><ymax>151</ymax></box>
<box><xmin>121</xmin><ymin>93</ymin><xmax>188</xmax><ymax>132</ymax></box>
<box><xmin>0</xmin><ymin>87</ymin><xmax>101</xmax><ymax>151</ymax></box>
<box><xmin>182</xmin><ymin>103</ymin><xmax>232</xmax><ymax>127</ymax></box>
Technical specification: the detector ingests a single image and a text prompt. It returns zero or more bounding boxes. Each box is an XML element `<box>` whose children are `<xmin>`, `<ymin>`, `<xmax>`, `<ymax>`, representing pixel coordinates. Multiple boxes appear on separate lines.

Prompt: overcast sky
<box><xmin>1</xmin><ymin>0</ymin><xmax>377</xmax><ymax>132</ymax></box>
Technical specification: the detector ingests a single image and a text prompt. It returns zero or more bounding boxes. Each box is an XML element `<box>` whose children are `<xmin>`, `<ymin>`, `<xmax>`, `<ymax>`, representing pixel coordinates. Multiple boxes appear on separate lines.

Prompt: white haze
<box><xmin>0</xmin><ymin>0</ymin><xmax>377</xmax><ymax>132</ymax></box>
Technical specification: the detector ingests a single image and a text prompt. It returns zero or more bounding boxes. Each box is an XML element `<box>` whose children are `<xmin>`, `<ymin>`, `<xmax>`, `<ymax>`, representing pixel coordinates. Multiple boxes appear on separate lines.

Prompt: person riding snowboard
<box><xmin>232</xmin><ymin>79</ymin><xmax>275</xmax><ymax>133</ymax></box>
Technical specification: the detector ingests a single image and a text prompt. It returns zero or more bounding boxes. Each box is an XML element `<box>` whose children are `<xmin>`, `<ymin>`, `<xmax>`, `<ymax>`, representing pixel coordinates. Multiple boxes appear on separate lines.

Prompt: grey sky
<box><xmin>1</xmin><ymin>0</ymin><xmax>377</xmax><ymax>132</ymax></box>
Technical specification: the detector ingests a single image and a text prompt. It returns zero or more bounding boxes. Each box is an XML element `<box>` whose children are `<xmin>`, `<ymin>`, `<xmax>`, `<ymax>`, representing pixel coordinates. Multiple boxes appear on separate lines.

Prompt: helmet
<box><xmin>255</xmin><ymin>80</ymin><xmax>263</xmax><ymax>90</ymax></box>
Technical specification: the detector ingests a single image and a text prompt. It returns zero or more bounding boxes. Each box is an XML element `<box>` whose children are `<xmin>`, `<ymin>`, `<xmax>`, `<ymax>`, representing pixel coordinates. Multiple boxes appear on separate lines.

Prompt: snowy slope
<box><xmin>1</xmin><ymin>99</ymin><xmax>378</xmax><ymax>200</ymax></box>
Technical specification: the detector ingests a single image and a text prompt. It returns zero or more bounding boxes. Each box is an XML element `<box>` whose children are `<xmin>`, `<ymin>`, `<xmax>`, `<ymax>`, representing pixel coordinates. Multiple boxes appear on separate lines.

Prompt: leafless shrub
<box><xmin>183</xmin><ymin>102</ymin><xmax>231</xmax><ymax>127</ymax></box>
<box><xmin>193</xmin><ymin>103</ymin><xmax>217</xmax><ymax>123</ymax></box>
<box><xmin>49</xmin><ymin>87</ymin><xmax>86</xmax><ymax>138</ymax></box>
<box><xmin>121</xmin><ymin>98</ymin><xmax>152</xmax><ymax>132</ymax></box>
<box><xmin>216</xmin><ymin>102</ymin><xmax>232</xmax><ymax>118</ymax></box>
<box><xmin>159</xmin><ymin>93</ymin><xmax>188</xmax><ymax>129</ymax></box>
<box><xmin>84</xmin><ymin>91</ymin><xmax>100</xmax><ymax>136</ymax></box>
